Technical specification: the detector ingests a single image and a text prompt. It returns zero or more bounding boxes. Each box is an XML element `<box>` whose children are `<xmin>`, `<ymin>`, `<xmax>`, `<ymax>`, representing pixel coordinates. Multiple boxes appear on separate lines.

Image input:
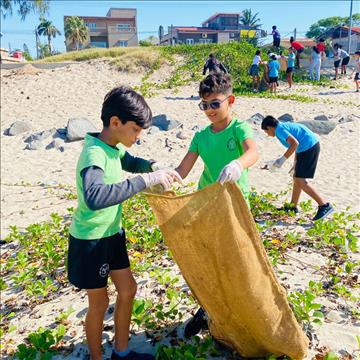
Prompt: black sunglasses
<box><xmin>198</xmin><ymin>96</ymin><xmax>230</xmax><ymax>111</ymax></box>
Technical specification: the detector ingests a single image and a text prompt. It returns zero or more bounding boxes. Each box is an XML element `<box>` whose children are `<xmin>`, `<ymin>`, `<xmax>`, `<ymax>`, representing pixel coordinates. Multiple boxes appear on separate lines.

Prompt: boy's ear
<box><xmin>228</xmin><ymin>95</ymin><xmax>235</xmax><ymax>105</ymax></box>
<box><xmin>109</xmin><ymin>116</ymin><xmax>121</xmax><ymax>127</ymax></box>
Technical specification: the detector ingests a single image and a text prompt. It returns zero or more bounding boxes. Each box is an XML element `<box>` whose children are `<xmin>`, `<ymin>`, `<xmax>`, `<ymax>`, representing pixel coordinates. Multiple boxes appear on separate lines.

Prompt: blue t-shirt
<box><xmin>275</xmin><ymin>122</ymin><xmax>319</xmax><ymax>153</ymax></box>
<box><xmin>287</xmin><ymin>53</ymin><xmax>295</xmax><ymax>68</ymax></box>
<box><xmin>268</xmin><ymin>60</ymin><xmax>280</xmax><ymax>77</ymax></box>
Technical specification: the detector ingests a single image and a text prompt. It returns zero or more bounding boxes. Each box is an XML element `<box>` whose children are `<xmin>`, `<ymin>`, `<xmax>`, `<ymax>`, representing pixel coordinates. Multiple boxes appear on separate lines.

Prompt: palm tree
<box><xmin>239</xmin><ymin>9</ymin><xmax>262</xmax><ymax>29</ymax></box>
<box><xmin>64</xmin><ymin>16</ymin><xmax>89</xmax><ymax>51</ymax></box>
<box><xmin>37</xmin><ymin>18</ymin><xmax>61</xmax><ymax>54</ymax></box>
<box><xmin>1</xmin><ymin>0</ymin><xmax>49</xmax><ymax>20</ymax></box>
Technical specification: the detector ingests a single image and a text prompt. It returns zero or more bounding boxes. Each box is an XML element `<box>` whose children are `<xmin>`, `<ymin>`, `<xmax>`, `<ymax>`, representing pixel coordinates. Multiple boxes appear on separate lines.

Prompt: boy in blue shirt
<box><xmin>282</xmin><ymin>47</ymin><xmax>296</xmax><ymax>88</ymax></box>
<box><xmin>261</xmin><ymin>115</ymin><xmax>333</xmax><ymax>221</ymax></box>
<box><xmin>68</xmin><ymin>86</ymin><xmax>181</xmax><ymax>360</ymax></box>
<box><xmin>268</xmin><ymin>55</ymin><xmax>280</xmax><ymax>94</ymax></box>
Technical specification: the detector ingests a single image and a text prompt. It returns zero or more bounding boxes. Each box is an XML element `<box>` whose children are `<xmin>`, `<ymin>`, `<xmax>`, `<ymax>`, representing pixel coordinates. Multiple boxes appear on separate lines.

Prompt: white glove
<box><xmin>141</xmin><ymin>169</ymin><xmax>182</xmax><ymax>191</ymax></box>
<box><xmin>217</xmin><ymin>160</ymin><xmax>243</xmax><ymax>185</ymax></box>
<box><xmin>273</xmin><ymin>156</ymin><xmax>287</xmax><ymax>168</ymax></box>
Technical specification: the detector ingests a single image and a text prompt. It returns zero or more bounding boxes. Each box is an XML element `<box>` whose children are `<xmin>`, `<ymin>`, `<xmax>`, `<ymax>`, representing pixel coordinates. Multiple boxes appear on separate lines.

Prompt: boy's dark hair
<box><xmin>271</xmin><ymin>54</ymin><xmax>277</xmax><ymax>60</ymax></box>
<box><xmin>355</xmin><ymin>51</ymin><xmax>360</xmax><ymax>55</ymax></box>
<box><xmin>209</xmin><ymin>53</ymin><xmax>214</xmax><ymax>58</ymax></box>
<box><xmin>255</xmin><ymin>49</ymin><xmax>261</xmax><ymax>55</ymax></box>
<box><xmin>199</xmin><ymin>73</ymin><xmax>232</xmax><ymax>97</ymax></box>
<box><xmin>313</xmin><ymin>46</ymin><xmax>320</xmax><ymax>54</ymax></box>
<box><xmin>261</xmin><ymin>115</ymin><xmax>279</xmax><ymax>130</ymax></box>
<box><xmin>290</xmin><ymin>36</ymin><xmax>294</xmax><ymax>43</ymax></box>
<box><xmin>338</xmin><ymin>44</ymin><xmax>343</xmax><ymax>49</ymax></box>
<box><xmin>272</xmin><ymin>25</ymin><xmax>277</xmax><ymax>30</ymax></box>
<box><xmin>334</xmin><ymin>43</ymin><xmax>339</xmax><ymax>49</ymax></box>
<box><xmin>101</xmin><ymin>86</ymin><xmax>152</xmax><ymax>128</ymax></box>
<box><xmin>319</xmin><ymin>38</ymin><xmax>325</xmax><ymax>42</ymax></box>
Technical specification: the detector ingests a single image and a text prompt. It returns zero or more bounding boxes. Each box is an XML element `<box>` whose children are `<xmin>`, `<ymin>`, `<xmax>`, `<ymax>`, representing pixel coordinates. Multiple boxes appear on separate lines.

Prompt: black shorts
<box><xmin>68</xmin><ymin>229</ymin><xmax>130</xmax><ymax>289</ymax></box>
<box><xmin>334</xmin><ymin>60</ymin><xmax>341</xmax><ymax>68</ymax></box>
<box><xmin>295</xmin><ymin>142</ymin><xmax>320</xmax><ymax>179</ymax></box>
<box><xmin>273</xmin><ymin>38</ymin><xmax>280</xmax><ymax>47</ymax></box>
<box><xmin>355</xmin><ymin>72</ymin><xmax>360</xmax><ymax>81</ymax></box>
<box><xmin>297</xmin><ymin>48</ymin><xmax>304</xmax><ymax>54</ymax></box>
<box><xmin>286</xmin><ymin>67</ymin><xmax>294</xmax><ymax>74</ymax></box>
<box><xmin>269</xmin><ymin>76</ymin><xmax>278</xmax><ymax>83</ymax></box>
<box><xmin>341</xmin><ymin>56</ymin><xmax>350</xmax><ymax>66</ymax></box>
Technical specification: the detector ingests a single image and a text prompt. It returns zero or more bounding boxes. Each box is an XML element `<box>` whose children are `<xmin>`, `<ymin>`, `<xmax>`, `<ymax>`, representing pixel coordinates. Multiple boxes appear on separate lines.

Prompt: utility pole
<box><xmin>293</xmin><ymin>28</ymin><xmax>296</xmax><ymax>41</ymax></box>
<box><xmin>348</xmin><ymin>0</ymin><xmax>353</xmax><ymax>53</ymax></box>
<box><xmin>171</xmin><ymin>24</ymin><xmax>173</xmax><ymax>45</ymax></box>
<box><xmin>35</xmin><ymin>27</ymin><xmax>39</xmax><ymax>59</ymax></box>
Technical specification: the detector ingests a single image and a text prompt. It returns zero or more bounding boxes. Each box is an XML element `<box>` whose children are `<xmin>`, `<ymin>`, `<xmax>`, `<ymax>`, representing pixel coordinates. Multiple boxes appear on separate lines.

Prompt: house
<box><xmin>159</xmin><ymin>13</ymin><xmax>266</xmax><ymax>45</ymax></box>
<box><xmin>64</xmin><ymin>8</ymin><xmax>138</xmax><ymax>51</ymax></box>
<box><xmin>317</xmin><ymin>25</ymin><xmax>360</xmax><ymax>53</ymax></box>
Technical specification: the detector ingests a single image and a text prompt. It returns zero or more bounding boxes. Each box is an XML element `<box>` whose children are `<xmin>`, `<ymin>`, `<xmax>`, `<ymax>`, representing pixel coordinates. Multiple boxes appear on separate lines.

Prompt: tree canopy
<box><xmin>239</xmin><ymin>9</ymin><xmax>262</xmax><ymax>29</ymax></box>
<box><xmin>64</xmin><ymin>16</ymin><xmax>89</xmax><ymax>51</ymax></box>
<box><xmin>306</xmin><ymin>14</ymin><xmax>360</xmax><ymax>38</ymax></box>
<box><xmin>1</xmin><ymin>0</ymin><xmax>49</xmax><ymax>20</ymax></box>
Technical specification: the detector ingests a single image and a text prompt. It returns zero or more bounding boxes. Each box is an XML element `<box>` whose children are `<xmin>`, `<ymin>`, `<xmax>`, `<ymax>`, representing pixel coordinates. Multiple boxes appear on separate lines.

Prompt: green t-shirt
<box><xmin>69</xmin><ymin>134</ymin><xmax>125</xmax><ymax>240</ymax></box>
<box><xmin>189</xmin><ymin>118</ymin><xmax>253</xmax><ymax>200</ymax></box>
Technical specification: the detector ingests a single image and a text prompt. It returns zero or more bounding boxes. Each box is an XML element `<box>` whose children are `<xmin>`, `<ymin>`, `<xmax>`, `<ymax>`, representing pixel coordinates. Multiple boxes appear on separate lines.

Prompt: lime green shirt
<box><xmin>69</xmin><ymin>134</ymin><xmax>125</xmax><ymax>240</ymax></box>
<box><xmin>189</xmin><ymin>119</ymin><xmax>253</xmax><ymax>200</ymax></box>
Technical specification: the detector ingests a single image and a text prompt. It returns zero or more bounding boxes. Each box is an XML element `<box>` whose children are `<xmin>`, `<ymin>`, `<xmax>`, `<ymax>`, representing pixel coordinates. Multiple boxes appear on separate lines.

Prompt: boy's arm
<box><xmin>175</xmin><ymin>152</ymin><xmax>199</xmax><ymax>179</ymax></box>
<box><xmin>273</xmin><ymin>135</ymin><xmax>298</xmax><ymax>168</ymax></box>
<box><xmin>82</xmin><ymin>166</ymin><xmax>147</xmax><ymax>211</ymax></box>
<box><xmin>238</xmin><ymin>138</ymin><xmax>259</xmax><ymax>169</ymax></box>
<box><xmin>121</xmin><ymin>151</ymin><xmax>153</xmax><ymax>173</ymax></box>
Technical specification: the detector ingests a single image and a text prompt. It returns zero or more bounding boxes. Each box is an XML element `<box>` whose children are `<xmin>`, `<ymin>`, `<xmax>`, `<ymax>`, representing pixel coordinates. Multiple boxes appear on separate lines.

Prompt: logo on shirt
<box><xmin>227</xmin><ymin>137</ymin><xmax>237</xmax><ymax>151</ymax></box>
<box><xmin>99</xmin><ymin>263</ymin><xmax>109</xmax><ymax>278</ymax></box>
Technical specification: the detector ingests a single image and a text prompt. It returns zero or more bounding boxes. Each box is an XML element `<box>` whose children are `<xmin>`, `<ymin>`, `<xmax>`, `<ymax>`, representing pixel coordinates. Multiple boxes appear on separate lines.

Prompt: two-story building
<box><xmin>160</xmin><ymin>13</ymin><xmax>266</xmax><ymax>45</ymax></box>
<box><xmin>64</xmin><ymin>8</ymin><xmax>138</xmax><ymax>51</ymax></box>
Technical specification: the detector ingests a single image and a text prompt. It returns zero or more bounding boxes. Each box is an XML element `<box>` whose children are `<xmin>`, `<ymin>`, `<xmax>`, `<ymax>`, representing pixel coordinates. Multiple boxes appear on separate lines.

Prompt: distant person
<box><xmin>203</xmin><ymin>53</ymin><xmax>228</xmax><ymax>76</ymax></box>
<box><xmin>316</xmin><ymin>38</ymin><xmax>326</xmax><ymax>58</ymax></box>
<box><xmin>309</xmin><ymin>46</ymin><xmax>321</xmax><ymax>81</ymax></box>
<box><xmin>349</xmin><ymin>51</ymin><xmax>360</xmax><ymax>92</ymax></box>
<box><xmin>271</xmin><ymin>25</ymin><xmax>281</xmax><ymax>48</ymax></box>
<box><xmin>281</xmin><ymin>47</ymin><xmax>296</xmax><ymax>88</ymax></box>
<box><xmin>290</xmin><ymin>36</ymin><xmax>304</xmax><ymax>68</ymax></box>
<box><xmin>249</xmin><ymin>49</ymin><xmax>264</xmax><ymax>92</ymax></box>
<box><xmin>338</xmin><ymin>44</ymin><xmax>350</xmax><ymax>75</ymax></box>
<box><xmin>332</xmin><ymin>43</ymin><xmax>341</xmax><ymax>80</ymax></box>
<box><xmin>261</xmin><ymin>115</ymin><xmax>334</xmax><ymax>221</ymax></box>
<box><xmin>68</xmin><ymin>86</ymin><xmax>181</xmax><ymax>360</ymax></box>
<box><xmin>268</xmin><ymin>54</ymin><xmax>280</xmax><ymax>94</ymax></box>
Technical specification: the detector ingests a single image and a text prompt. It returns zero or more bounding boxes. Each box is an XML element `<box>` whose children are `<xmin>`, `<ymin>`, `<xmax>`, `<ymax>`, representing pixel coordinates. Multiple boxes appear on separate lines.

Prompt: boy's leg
<box><xmin>290</xmin><ymin>177</ymin><xmax>302</xmax><ymax>207</ymax></box>
<box><xmin>296</xmin><ymin>178</ymin><xmax>325</xmax><ymax>206</ymax></box>
<box><xmin>110</xmin><ymin>268</ymin><xmax>137</xmax><ymax>352</ymax></box>
<box><xmin>86</xmin><ymin>288</ymin><xmax>110</xmax><ymax>360</ymax></box>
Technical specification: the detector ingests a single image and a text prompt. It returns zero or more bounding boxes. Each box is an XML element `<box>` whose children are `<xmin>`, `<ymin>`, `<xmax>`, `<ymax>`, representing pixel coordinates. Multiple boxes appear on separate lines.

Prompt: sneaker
<box><xmin>312</xmin><ymin>203</ymin><xmax>334</xmax><ymax>221</ymax></box>
<box><xmin>111</xmin><ymin>350</ymin><xmax>154</xmax><ymax>360</ymax></box>
<box><xmin>184</xmin><ymin>308</ymin><xmax>208</xmax><ymax>338</ymax></box>
<box><xmin>277</xmin><ymin>204</ymin><xmax>299</xmax><ymax>214</ymax></box>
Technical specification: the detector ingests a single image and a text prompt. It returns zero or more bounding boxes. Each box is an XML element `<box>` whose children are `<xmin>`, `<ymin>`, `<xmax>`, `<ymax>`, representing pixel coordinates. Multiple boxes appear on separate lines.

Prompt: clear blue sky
<box><xmin>0</xmin><ymin>0</ymin><xmax>356</xmax><ymax>57</ymax></box>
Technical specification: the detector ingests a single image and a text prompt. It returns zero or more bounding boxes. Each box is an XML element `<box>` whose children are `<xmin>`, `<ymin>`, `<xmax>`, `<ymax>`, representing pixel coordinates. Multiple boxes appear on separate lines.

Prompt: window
<box><xmin>117</xmin><ymin>24</ymin><xmax>131</xmax><ymax>32</ymax></box>
<box><xmin>230</xmin><ymin>32</ymin><xmax>236</xmax><ymax>38</ymax></box>
<box><xmin>86</xmin><ymin>23</ymin><xmax>97</xmax><ymax>29</ymax></box>
<box><xmin>118</xmin><ymin>40</ymin><xmax>128</xmax><ymax>47</ymax></box>
<box><xmin>90</xmin><ymin>41</ymin><xmax>107</xmax><ymax>48</ymax></box>
<box><xmin>186</xmin><ymin>39</ymin><xmax>194</xmax><ymax>45</ymax></box>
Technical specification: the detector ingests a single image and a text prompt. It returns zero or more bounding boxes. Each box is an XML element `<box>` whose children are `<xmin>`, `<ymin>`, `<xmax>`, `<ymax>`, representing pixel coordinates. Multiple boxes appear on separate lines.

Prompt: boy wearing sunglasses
<box><xmin>175</xmin><ymin>73</ymin><xmax>259</xmax><ymax>337</ymax></box>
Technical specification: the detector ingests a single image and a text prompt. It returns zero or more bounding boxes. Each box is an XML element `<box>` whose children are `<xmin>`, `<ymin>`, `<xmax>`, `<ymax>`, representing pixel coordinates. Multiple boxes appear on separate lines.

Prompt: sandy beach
<box><xmin>1</xmin><ymin>60</ymin><xmax>359</xmax><ymax>359</ymax></box>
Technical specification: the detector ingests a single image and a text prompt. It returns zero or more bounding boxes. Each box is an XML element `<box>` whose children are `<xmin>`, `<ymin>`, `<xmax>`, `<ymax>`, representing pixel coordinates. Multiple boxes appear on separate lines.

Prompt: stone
<box><xmin>147</xmin><ymin>126</ymin><xmax>161</xmax><ymax>135</ymax></box>
<box><xmin>314</xmin><ymin>115</ymin><xmax>329</xmax><ymax>121</ymax></box>
<box><xmin>278</xmin><ymin>113</ymin><xmax>294</xmax><ymax>122</ymax></box>
<box><xmin>152</xmin><ymin>114</ymin><xmax>181</xmax><ymax>131</ymax></box>
<box><xmin>25</xmin><ymin>128</ymin><xmax>56</xmax><ymax>143</ymax></box>
<box><xmin>176</xmin><ymin>131</ymin><xmax>187</xmax><ymax>140</ymax></box>
<box><xmin>192</xmin><ymin>125</ymin><xmax>200</xmax><ymax>132</ymax></box>
<box><xmin>248</xmin><ymin>113</ymin><xmax>264</xmax><ymax>124</ymax></box>
<box><xmin>24</xmin><ymin>140</ymin><xmax>43</xmax><ymax>150</ymax></box>
<box><xmin>326</xmin><ymin>310</ymin><xmax>343</xmax><ymax>323</ymax></box>
<box><xmin>66</xmin><ymin>118</ymin><xmax>98</xmax><ymax>141</ymax></box>
<box><xmin>338</xmin><ymin>116</ymin><xmax>355</xmax><ymax>124</ymax></box>
<box><xmin>7</xmin><ymin>121</ymin><xmax>32</xmax><ymax>136</ymax></box>
<box><xmin>46</xmin><ymin>138</ymin><xmax>64</xmax><ymax>150</ymax></box>
<box><xmin>299</xmin><ymin>120</ymin><xmax>337</xmax><ymax>135</ymax></box>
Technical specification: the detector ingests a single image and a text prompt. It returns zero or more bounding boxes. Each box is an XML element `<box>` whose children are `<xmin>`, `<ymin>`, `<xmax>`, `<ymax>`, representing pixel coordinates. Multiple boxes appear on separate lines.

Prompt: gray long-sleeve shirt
<box><xmin>81</xmin><ymin>151</ymin><xmax>153</xmax><ymax>211</ymax></box>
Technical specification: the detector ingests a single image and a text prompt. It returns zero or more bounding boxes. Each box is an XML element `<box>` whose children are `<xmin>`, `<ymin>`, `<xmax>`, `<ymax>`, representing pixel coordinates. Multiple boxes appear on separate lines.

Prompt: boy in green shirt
<box><xmin>68</xmin><ymin>86</ymin><xmax>181</xmax><ymax>360</ymax></box>
<box><xmin>175</xmin><ymin>73</ymin><xmax>259</xmax><ymax>336</ymax></box>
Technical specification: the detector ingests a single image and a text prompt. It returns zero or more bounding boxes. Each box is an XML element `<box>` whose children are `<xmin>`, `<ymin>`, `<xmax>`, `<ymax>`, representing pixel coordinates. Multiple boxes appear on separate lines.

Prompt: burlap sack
<box><xmin>146</xmin><ymin>183</ymin><xmax>309</xmax><ymax>359</ymax></box>
<box><xmin>280</xmin><ymin>57</ymin><xmax>288</xmax><ymax>71</ymax></box>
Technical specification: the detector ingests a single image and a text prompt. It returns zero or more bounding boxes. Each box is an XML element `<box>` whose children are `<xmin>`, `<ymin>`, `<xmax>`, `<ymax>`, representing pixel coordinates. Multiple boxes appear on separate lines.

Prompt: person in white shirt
<box><xmin>338</xmin><ymin>44</ymin><xmax>350</xmax><ymax>75</ymax></box>
<box><xmin>249</xmin><ymin>49</ymin><xmax>264</xmax><ymax>92</ymax></box>
<box><xmin>309</xmin><ymin>46</ymin><xmax>322</xmax><ymax>81</ymax></box>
